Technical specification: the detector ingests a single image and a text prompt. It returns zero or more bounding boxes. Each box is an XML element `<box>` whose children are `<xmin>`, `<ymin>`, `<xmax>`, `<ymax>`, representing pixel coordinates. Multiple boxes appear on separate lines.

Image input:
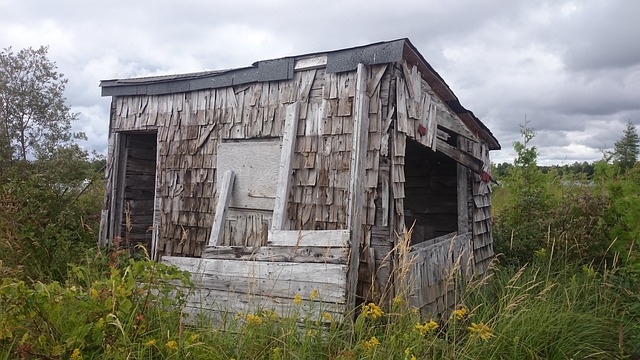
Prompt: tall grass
<box><xmin>1</xmin><ymin>236</ymin><xmax>637</xmax><ymax>359</ymax></box>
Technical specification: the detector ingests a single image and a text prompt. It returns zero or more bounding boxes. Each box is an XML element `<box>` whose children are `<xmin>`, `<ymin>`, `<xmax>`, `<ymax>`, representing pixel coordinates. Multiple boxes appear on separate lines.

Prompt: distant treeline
<box><xmin>493</xmin><ymin>161</ymin><xmax>595</xmax><ymax>179</ymax></box>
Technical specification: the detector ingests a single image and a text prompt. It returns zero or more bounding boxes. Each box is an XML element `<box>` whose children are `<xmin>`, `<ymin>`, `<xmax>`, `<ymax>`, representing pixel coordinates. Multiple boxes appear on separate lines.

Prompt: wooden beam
<box><xmin>208</xmin><ymin>170</ymin><xmax>235</xmax><ymax>246</ymax></box>
<box><xmin>202</xmin><ymin>245</ymin><xmax>349</xmax><ymax>264</ymax></box>
<box><xmin>436</xmin><ymin>138</ymin><xmax>484</xmax><ymax>175</ymax></box>
<box><xmin>271</xmin><ymin>102</ymin><xmax>300</xmax><ymax>230</ymax></box>
<box><xmin>437</xmin><ymin>108</ymin><xmax>475</xmax><ymax>140</ymax></box>
<box><xmin>346</xmin><ymin>63</ymin><xmax>370</xmax><ymax>314</ymax></box>
<box><xmin>267</xmin><ymin>230</ymin><xmax>350</xmax><ymax>247</ymax></box>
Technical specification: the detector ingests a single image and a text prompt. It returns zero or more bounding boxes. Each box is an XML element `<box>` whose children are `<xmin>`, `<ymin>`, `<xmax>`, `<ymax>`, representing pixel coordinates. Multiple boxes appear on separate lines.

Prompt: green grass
<box><xmin>1</xmin><ymin>249</ymin><xmax>637</xmax><ymax>359</ymax></box>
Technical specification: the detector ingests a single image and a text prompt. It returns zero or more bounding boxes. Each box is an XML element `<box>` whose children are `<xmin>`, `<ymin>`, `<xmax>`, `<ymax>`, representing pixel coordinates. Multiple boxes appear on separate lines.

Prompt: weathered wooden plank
<box><xmin>299</xmin><ymin>69</ymin><xmax>317</xmax><ymax>103</ymax></box>
<box><xmin>346</xmin><ymin>63</ymin><xmax>370</xmax><ymax>313</ymax></box>
<box><xmin>272</xmin><ymin>102</ymin><xmax>300</xmax><ymax>230</ymax></box>
<box><xmin>162</xmin><ymin>256</ymin><xmax>347</xmax><ymax>301</ymax></box>
<box><xmin>208</xmin><ymin>170</ymin><xmax>235</xmax><ymax>246</ymax></box>
<box><xmin>267</xmin><ymin>230</ymin><xmax>350</xmax><ymax>247</ymax></box>
<box><xmin>396</xmin><ymin>78</ymin><xmax>409</xmax><ymax>133</ymax></box>
<box><xmin>436</xmin><ymin>138</ymin><xmax>484</xmax><ymax>175</ymax></box>
<box><xmin>437</xmin><ymin>109</ymin><xmax>475</xmax><ymax>140</ymax></box>
<box><xmin>367</xmin><ymin>64</ymin><xmax>388</xmax><ymax>96</ymax></box>
<box><xmin>180</xmin><ymin>288</ymin><xmax>345</xmax><ymax>326</ymax></box>
<box><xmin>294</xmin><ymin>55</ymin><xmax>328</xmax><ymax>71</ymax></box>
<box><xmin>202</xmin><ymin>245</ymin><xmax>348</xmax><ymax>264</ymax></box>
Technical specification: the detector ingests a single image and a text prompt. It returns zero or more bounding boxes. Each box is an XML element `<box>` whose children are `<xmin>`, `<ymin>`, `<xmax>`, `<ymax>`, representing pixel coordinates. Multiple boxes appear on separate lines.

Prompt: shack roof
<box><xmin>100</xmin><ymin>38</ymin><xmax>499</xmax><ymax>149</ymax></box>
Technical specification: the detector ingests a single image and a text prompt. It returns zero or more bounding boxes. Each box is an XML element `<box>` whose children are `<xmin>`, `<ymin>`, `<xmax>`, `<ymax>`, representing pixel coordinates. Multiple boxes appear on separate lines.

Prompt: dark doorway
<box><xmin>116</xmin><ymin>132</ymin><xmax>157</xmax><ymax>253</ymax></box>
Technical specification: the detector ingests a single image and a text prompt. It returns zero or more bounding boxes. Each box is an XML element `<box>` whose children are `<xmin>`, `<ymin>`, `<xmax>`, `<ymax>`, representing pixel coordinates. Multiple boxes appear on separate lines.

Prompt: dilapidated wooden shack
<box><xmin>99</xmin><ymin>38</ymin><xmax>500</xmax><ymax>320</ymax></box>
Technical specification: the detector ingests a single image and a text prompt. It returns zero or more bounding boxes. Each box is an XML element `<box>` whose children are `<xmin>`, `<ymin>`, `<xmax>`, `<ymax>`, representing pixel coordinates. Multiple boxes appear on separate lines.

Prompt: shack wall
<box><xmin>102</xmin><ymin>53</ymin><xmax>495</xmax><ymax>317</ymax></box>
<box><xmin>105</xmin><ymin>65</ymin><xmax>392</xmax><ymax>257</ymax></box>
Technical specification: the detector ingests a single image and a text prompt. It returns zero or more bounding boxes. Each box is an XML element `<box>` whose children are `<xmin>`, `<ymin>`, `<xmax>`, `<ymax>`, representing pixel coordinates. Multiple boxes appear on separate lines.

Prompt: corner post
<box><xmin>346</xmin><ymin>63</ymin><xmax>370</xmax><ymax>313</ymax></box>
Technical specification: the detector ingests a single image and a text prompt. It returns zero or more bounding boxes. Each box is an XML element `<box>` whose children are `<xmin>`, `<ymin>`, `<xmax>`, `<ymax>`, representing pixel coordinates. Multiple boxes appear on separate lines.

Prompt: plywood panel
<box><xmin>216</xmin><ymin>140</ymin><xmax>281</xmax><ymax>211</ymax></box>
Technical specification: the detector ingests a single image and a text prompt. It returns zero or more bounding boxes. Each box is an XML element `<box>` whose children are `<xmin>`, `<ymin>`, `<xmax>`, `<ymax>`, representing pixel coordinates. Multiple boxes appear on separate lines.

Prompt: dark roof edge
<box><xmin>99</xmin><ymin>39</ymin><xmax>409</xmax><ymax>97</ymax></box>
<box><xmin>400</xmin><ymin>39</ymin><xmax>500</xmax><ymax>150</ymax></box>
<box><xmin>100</xmin><ymin>58</ymin><xmax>295</xmax><ymax>97</ymax></box>
<box><xmin>100</xmin><ymin>38</ymin><xmax>499</xmax><ymax>150</ymax></box>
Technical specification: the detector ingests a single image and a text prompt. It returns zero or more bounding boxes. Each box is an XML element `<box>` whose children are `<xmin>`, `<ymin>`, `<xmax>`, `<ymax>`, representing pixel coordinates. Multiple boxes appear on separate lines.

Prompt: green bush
<box><xmin>0</xmin><ymin>154</ymin><xmax>103</xmax><ymax>282</ymax></box>
<box><xmin>0</xmin><ymin>252</ymin><xmax>192</xmax><ymax>359</ymax></box>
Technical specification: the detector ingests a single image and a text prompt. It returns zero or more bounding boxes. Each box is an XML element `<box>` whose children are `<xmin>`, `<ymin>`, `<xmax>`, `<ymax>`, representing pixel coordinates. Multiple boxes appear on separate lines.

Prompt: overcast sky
<box><xmin>1</xmin><ymin>0</ymin><xmax>638</xmax><ymax>165</ymax></box>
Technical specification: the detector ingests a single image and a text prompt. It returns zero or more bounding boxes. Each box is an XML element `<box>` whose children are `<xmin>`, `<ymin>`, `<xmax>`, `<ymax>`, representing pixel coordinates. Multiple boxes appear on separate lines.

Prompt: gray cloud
<box><xmin>1</xmin><ymin>0</ymin><xmax>638</xmax><ymax>164</ymax></box>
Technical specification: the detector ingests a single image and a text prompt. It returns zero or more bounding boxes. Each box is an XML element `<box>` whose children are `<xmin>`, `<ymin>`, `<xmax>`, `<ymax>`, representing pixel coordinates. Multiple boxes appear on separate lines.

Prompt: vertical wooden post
<box><xmin>208</xmin><ymin>170</ymin><xmax>235</xmax><ymax>246</ymax></box>
<box><xmin>108</xmin><ymin>132</ymin><xmax>127</xmax><ymax>246</ymax></box>
<box><xmin>456</xmin><ymin>136</ymin><xmax>472</xmax><ymax>279</ymax></box>
<box><xmin>346</xmin><ymin>63</ymin><xmax>370</xmax><ymax>313</ymax></box>
<box><xmin>457</xmin><ymin>136</ymin><xmax>469</xmax><ymax>235</ymax></box>
<box><xmin>271</xmin><ymin>102</ymin><xmax>300</xmax><ymax>231</ymax></box>
<box><xmin>151</xmin><ymin>132</ymin><xmax>161</xmax><ymax>260</ymax></box>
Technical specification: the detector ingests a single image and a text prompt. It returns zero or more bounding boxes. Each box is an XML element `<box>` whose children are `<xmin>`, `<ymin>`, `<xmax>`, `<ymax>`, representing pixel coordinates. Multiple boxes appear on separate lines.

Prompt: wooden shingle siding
<box><xmin>102</xmin><ymin>39</ymin><xmax>499</xmax><ymax>321</ymax></box>
<box><xmin>471</xmin><ymin>142</ymin><xmax>494</xmax><ymax>273</ymax></box>
<box><xmin>109</xmin><ymin>68</ymin><xmax>345</xmax><ymax>256</ymax></box>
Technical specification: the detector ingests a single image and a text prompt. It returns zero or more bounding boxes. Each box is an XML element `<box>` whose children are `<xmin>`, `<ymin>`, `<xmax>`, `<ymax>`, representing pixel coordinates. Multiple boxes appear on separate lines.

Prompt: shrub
<box><xmin>0</xmin><ymin>252</ymin><xmax>192</xmax><ymax>359</ymax></box>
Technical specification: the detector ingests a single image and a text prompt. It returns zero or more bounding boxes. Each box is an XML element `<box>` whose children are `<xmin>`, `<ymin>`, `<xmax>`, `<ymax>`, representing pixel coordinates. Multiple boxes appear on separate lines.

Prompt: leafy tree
<box><xmin>613</xmin><ymin>120</ymin><xmax>639</xmax><ymax>173</ymax></box>
<box><xmin>494</xmin><ymin>124</ymin><xmax>552</xmax><ymax>265</ymax></box>
<box><xmin>0</xmin><ymin>46</ymin><xmax>101</xmax><ymax>282</ymax></box>
<box><xmin>0</xmin><ymin>46</ymin><xmax>84</xmax><ymax>164</ymax></box>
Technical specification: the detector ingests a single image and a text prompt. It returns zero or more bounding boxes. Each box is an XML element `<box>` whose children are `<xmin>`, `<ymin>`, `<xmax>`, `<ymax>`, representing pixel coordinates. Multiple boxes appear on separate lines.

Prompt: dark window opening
<box><xmin>404</xmin><ymin>138</ymin><xmax>458</xmax><ymax>246</ymax></box>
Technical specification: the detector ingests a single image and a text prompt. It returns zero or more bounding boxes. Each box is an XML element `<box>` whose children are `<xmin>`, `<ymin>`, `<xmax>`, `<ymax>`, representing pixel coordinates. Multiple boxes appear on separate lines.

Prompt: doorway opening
<box><xmin>115</xmin><ymin>132</ymin><xmax>158</xmax><ymax>254</ymax></box>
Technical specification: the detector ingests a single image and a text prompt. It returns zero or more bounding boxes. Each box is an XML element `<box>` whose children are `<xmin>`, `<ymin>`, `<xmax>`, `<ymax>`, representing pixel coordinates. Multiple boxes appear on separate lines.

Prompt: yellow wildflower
<box><xmin>452</xmin><ymin>307</ymin><xmax>468</xmax><ymax>320</ymax></box>
<box><xmin>392</xmin><ymin>296</ymin><xmax>404</xmax><ymax>306</ymax></box>
<box><xmin>189</xmin><ymin>334</ymin><xmax>199</xmax><ymax>342</ymax></box>
<box><xmin>246</xmin><ymin>313</ymin><xmax>263</xmax><ymax>326</ymax></box>
<box><xmin>582</xmin><ymin>264</ymin><xmax>596</xmax><ymax>277</ymax></box>
<box><xmin>322</xmin><ymin>311</ymin><xmax>332</xmax><ymax>322</ymax></box>
<box><xmin>310</xmin><ymin>289</ymin><xmax>319</xmax><ymax>300</ymax></box>
<box><xmin>414</xmin><ymin>320</ymin><xmax>439</xmax><ymax>336</ymax></box>
<box><xmin>263</xmin><ymin>310</ymin><xmax>279</xmax><ymax>321</ymax></box>
<box><xmin>293</xmin><ymin>293</ymin><xmax>303</xmax><ymax>305</ymax></box>
<box><xmin>144</xmin><ymin>339</ymin><xmax>157</xmax><ymax>346</ymax></box>
<box><xmin>360</xmin><ymin>302</ymin><xmax>384</xmax><ymax>320</ymax></box>
<box><xmin>362</xmin><ymin>336</ymin><xmax>380</xmax><ymax>351</ymax></box>
<box><xmin>404</xmin><ymin>347</ymin><xmax>417</xmax><ymax>360</ymax></box>
<box><xmin>272</xmin><ymin>347</ymin><xmax>282</xmax><ymax>359</ymax></box>
<box><xmin>165</xmin><ymin>340</ymin><xmax>179</xmax><ymax>350</ymax></box>
<box><xmin>70</xmin><ymin>348</ymin><xmax>82</xmax><ymax>360</ymax></box>
<box><xmin>468</xmin><ymin>322</ymin><xmax>493</xmax><ymax>341</ymax></box>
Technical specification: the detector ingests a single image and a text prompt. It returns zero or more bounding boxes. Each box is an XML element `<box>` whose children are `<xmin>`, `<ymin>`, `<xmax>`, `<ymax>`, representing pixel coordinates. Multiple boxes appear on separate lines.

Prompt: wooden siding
<box><xmin>471</xmin><ymin>142</ymin><xmax>494</xmax><ymax>273</ymax></box>
<box><xmin>164</xmin><ymin>229</ymin><xmax>350</xmax><ymax>323</ymax></box>
<box><xmin>163</xmin><ymin>254</ymin><xmax>347</xmax><ymax>323</ymax></box>
<box><xmin>107</xmin><ymin>66</ymin><xmax>396</xmax><ymax>257</ymax></box>
<box><xmin>407</xmin><ymin>232</ymin><xmax>472</xmax><ymax>317</ymax></box>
